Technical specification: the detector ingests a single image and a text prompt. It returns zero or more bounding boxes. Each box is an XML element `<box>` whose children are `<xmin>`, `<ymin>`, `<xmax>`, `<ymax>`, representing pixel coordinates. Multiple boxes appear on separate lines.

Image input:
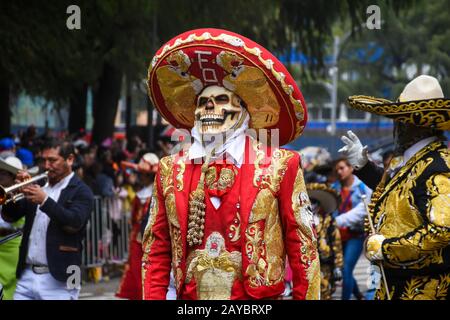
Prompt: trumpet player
<box><xmin>0</xmin><ymin>139</ymin><xmax>94</xmax><ymax>300</ymax></box>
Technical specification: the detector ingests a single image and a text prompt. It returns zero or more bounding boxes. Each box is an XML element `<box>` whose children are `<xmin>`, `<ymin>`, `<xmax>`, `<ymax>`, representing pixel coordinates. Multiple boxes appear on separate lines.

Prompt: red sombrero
<box><xmin>147</xmin><ymin>28</ymin><xmax>307</xmax><ymax>145</ymax></box>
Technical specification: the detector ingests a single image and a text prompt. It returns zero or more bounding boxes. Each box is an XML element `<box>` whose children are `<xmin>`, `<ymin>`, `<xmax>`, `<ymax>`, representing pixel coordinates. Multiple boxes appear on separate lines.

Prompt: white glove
<box><xmin>338</xmin><ymin>130</ymin><xmax>369</xmax><ymax>170</ymax></box>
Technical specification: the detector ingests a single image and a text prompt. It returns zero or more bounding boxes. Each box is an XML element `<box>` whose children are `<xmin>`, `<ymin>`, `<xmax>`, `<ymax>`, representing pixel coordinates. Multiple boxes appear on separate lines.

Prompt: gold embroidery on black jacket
<box><xmin>368</xmin><ymin>141</ymin><xmax>450</xmax><ymax>300</ymax></box>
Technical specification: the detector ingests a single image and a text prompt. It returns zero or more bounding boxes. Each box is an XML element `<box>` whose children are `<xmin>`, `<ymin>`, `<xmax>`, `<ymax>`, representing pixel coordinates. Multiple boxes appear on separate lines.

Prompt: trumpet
<box><xmin>0</xmin><ymin>171</ymin><xmax>49</xmax><ymax>205</ymax></box>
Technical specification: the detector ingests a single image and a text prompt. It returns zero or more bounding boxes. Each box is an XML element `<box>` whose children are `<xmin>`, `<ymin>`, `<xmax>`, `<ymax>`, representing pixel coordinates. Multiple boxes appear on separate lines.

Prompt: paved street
<box><xmin>79</xmin><ymin>277</ymin><xmax>123</xmax><ymax>300</ymax></box>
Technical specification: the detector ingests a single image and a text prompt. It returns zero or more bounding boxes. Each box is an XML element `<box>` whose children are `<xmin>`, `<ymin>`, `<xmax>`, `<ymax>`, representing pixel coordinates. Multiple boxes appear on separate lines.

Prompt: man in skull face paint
<box><xmin>142</xmin><ymin>29</ymin><xmax>320</xmax><ymax>300</ymax></box>
<box><xmin>339</xmin><ymin>75</ymin><xmax>450</xmax><ymax>300</ymax></box>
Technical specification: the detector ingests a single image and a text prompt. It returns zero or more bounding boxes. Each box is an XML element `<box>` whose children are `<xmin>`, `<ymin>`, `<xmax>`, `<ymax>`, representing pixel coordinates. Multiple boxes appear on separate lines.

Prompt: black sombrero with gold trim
<box><xmin>348</xmin><ymin>75</ymin><xmax>450</xmax><ymax>130</ymax></box>
<box><xmin>306</xmin><ymin>183</ymin><xmax>341</xmax><ymax>214</ymax></box>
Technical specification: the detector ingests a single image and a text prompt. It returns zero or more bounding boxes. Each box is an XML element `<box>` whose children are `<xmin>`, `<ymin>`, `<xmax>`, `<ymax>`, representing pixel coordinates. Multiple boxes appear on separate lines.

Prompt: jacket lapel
<box><xmin>239</xmin><ymin>138</ymin><xmax>260</xmax><ymax>237</ymax></box>
<box><xmin>378</xmin><ymin>141</ymin><xmax>441</xmax><ymax>201</ymax></box>
<box><xmin>56</xmin><ymin>174</ymin><xmax>78</xmax><ymax>206</ymax></box>
<box><xmin>173</xmin><ymin>155</ymin><xmax>193</xmax><ymax>261</ymax></box>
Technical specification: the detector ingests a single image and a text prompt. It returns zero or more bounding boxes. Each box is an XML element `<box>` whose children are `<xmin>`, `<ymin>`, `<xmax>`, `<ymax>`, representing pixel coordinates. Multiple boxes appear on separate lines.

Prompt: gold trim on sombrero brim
<box><xmin>147</xmin><ymin>29</ymin><xmax>308</xmax><ymax>145</ymax></box>
<box><xmin>348</xmin><ymin>95</ymin><xmax>450</xmax><ymax>130</ymax></box>
<box><xmin>148</xmin><ymin>32</ymin><xmax>305</xmax><ymax>124</ymax></box>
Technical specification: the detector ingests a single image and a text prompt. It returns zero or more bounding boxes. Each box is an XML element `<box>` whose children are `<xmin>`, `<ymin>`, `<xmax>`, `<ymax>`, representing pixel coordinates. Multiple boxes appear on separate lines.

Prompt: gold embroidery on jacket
<box><xmin>147</xmin><ymin>156</ymin><xmax>183</xmax><ymax>291</ymax></box>
<box><xmin>176</xmin><ymin>155</ymin><xmax>187</xmax><ymax>191</ymax></box>
<box><xmin>245</xmin><ymin>224</ymin><xmax>266</xmax><ymax>287</ymax></box>
<box><xmin>427</xmin><ymin>173</ymin><xmax>450</xmax><ymax>227</ymax></box>
<box><xmin>292</xmin><ymin>168</ymin><xmax>320</xmax><ymax>299</ymax></box>
<box><xmin>245</xmin><ymin>190</ymin><xmax>285</xmax><ymax>287</ymax></box>
<box><xmin>376</xmin><ymin>158</ymin><xmax>450</xmax><ymax>268</ymax></box>
<box><xmin>185</xmin><ymin>232</ymin><xmax>242</xmax><ymax>300</ymax></box>
<box><xmin>169</xmin><ymin>225</ymin><xmax>183</xmax><ymax>291</ymax></box>
<box><xmin>261</xmin><ymin>148</ymin><xmax>293</xmax><ymax>193</ymax></box>
<box><xmin>377</xmin><ymin>142</ymin><xmax>441</xmax><ymax>202</ymax></box>
<box><xmin>205</xmin><ymin>167</ymin><xmax>238</xmax><ymax>192</ymax></box>
<box><xmin>142</xmin><ymin>182</ymin><xmax>160</xmax><ymax>285</ymax></box>
<box><xmin>252</xmin><ymin>140</ymin><xmax>266</xmax><ymax>187</ymax></box>
<box><xmin>400</xmin><ymin>274</ymin><xmax>450</xmax><ymax>300</ymax></box>
<box><xmin>375</xmin><ymin>157</ymin><xmax>433</xmax><ymax>239</ymax></box>
<box><xmin>229</xmin><ymin>211</ymin><xmax>241</xmax><ymax>242</ymax></box>
<box><xmin>161</xmin><ymin>157</ymin><xmax>180</xmax><ymax>229</ymax></box>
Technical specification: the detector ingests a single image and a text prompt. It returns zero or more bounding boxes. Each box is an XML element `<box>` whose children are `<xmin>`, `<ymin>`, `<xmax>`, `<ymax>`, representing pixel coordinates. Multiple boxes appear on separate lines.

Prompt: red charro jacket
<box><xmin>142</xmin><ymin>137</ymin><xmax>320</xmax><ymax>300</ymax></box>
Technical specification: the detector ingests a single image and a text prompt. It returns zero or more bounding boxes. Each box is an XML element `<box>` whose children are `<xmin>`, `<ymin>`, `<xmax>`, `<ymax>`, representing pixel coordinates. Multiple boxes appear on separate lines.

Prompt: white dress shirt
<box><xmin>26</xmin><ymin>172</ymin><xmax>74</xmax><ymax>266</ymax></box>
<box><xmin>403</xmin><ymin>136</ymin><xmax>438</xmax><ymax>165</ymax></box>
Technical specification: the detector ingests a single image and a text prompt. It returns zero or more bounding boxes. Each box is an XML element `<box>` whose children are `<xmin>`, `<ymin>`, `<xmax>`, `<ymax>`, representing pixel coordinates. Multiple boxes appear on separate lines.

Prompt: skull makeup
<box><xmin>194</xmin><ymin>85</ymin><xmax>245</xmax><ymax>135</ymax></box>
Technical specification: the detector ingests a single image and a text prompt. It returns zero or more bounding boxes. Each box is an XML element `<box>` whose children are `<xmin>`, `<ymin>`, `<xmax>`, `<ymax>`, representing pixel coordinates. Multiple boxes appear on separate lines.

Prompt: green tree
<box><xmin>338</xmin><ymin>0</ymin><xmax>449</xmax><ymax>102</ymax></box>
<box><xmin>0</xmin><ymin>0</ymin><xmax>414</xmax><ymax>141</ymax></box>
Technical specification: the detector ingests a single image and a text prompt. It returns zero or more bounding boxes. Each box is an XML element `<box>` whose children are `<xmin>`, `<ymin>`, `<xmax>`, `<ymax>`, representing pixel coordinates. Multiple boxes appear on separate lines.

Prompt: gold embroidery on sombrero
<box><xmin>155</xmin><ymin>50</ymin><xmax>199</xmax><ymax>127</ymax></box>
<box><xmin>217</xmin><ymin>51</ymin><xmax>280</xmax><ymax>129</ymax></box>
<box><xmin>348</xmin><ymin>96</ymin><xmax>450</xmax><ymax>130</ymax></box>
<box><xmin>148</xmin><ymin>31</ymin><xmax>307</xmax><ymax>142</ymax></box>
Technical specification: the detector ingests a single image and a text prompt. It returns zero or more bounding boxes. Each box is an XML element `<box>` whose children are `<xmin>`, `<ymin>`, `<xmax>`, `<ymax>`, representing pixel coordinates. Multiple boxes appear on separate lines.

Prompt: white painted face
<box><xmin>194</xmin><ymin>85</ymin><xmax>244</xmax><ymax>135</ymax></box>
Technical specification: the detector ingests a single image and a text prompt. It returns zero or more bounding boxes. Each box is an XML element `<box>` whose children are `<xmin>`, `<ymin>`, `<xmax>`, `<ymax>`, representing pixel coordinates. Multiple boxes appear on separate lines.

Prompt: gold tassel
<box><xmin>187</xmin><ymin>149</ymin><xmax>215</xmax><ymax>247</ymax></box>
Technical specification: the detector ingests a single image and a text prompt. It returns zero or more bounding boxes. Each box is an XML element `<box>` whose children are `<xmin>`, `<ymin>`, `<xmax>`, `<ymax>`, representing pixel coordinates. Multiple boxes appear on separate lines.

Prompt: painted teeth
<box><xmin>200</xmin><ymin>114</ymin><xmax>224</xmax><ymax>121</ymax></box>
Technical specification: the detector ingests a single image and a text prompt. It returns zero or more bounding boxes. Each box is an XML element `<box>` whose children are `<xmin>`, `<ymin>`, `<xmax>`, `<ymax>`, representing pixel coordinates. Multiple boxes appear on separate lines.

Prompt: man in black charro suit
<box><xmin>339</xmin><ymin>75</ymin><xmax>450</xmax><ymax>300</ymax></box>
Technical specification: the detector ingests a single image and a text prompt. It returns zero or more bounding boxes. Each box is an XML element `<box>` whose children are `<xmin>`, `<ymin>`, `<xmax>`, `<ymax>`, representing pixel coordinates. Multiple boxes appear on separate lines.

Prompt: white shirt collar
<box><xmin>188</xmin><ymin>132</ymin><xmax>245</xmax><ymax>167</ymax></box>
<box><xmin>188</xmin><ymin>113</ymin><xmax>249</xmax><ymax>168</ymax></box>
<box><xmin>403</xmin><ymin>136</ymin><xmax>438</xmax><ymax>164</ymax></box>
<box><xmin>48</xmin><ymin>171</ymin><xmax>74</xmax><ymax>190</ymax></box>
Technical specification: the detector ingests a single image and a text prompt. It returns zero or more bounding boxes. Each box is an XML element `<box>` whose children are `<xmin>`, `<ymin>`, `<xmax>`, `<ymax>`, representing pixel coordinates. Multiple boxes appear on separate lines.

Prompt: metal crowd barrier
<box><xmin>82</xmin><ymin>196</ymin><xmax>130</xmax><ymax>268</ymax></box>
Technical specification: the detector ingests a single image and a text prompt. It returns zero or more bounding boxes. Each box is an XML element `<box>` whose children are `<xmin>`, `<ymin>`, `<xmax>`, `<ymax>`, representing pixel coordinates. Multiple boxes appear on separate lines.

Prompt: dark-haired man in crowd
<box><xmin>1</xmin><ymin>139</ymin><xmax>94</xmax><ymax>300</ymax></box>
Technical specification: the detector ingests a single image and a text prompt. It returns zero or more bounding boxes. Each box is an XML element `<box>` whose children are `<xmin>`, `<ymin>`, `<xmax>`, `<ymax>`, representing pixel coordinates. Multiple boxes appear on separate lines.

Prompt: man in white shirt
<box><xmin>1</xmin><ymin>139</ymin><xmax>94</xmax><ymax>300</ymax></box>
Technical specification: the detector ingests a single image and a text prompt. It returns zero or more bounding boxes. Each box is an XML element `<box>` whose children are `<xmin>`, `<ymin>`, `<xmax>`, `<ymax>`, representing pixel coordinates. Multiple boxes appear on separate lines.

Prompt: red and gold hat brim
<box><xmin>348</xmin><ymin>95</ymin><xmax>450</xmax><ymax>130</ymax></box>
<box><xmin>147</xmin><ymin>28</ymin><xmax>308</xmax><ymax>145</ymax></box>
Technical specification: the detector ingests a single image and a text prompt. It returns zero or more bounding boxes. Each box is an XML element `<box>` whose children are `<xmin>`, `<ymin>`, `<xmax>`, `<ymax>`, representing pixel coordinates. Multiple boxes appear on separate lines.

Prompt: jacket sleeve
<box><xmin>355</xmin><ymin>161</ymin><xmax>384</xmax><ymax>190</ymax></box>
<box><xmin>142</xmin><ymin>165</ymin><xmax>172</xmax><ymax>300</ymax></box>
<box><xmin>335</xmin><ymin>182</ymin><xmax>372</xmax><ymax>228</ymax></box>
<box><xmin>39</xmin><ymin>184</ymin><xmax>94</xmax><ymax>232</ymax></box>
<box><xmin>381</xmin><ymin>173</ymin><xmax>450</xmax><ymax>264</ymax></box>
<box><xmin>335</xmin><ymin>202</ymin><xmax>367</xmax><ymax>228</ymax></box>
<box><xmin>279</xmin><ymin>153</ymin><xmax>320</xmax><ymax>300</ymax></box>
<box><xmin>1</xmin><ymin>199</ymin><xmax>29</xmax><ymax>223</ymax></box>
